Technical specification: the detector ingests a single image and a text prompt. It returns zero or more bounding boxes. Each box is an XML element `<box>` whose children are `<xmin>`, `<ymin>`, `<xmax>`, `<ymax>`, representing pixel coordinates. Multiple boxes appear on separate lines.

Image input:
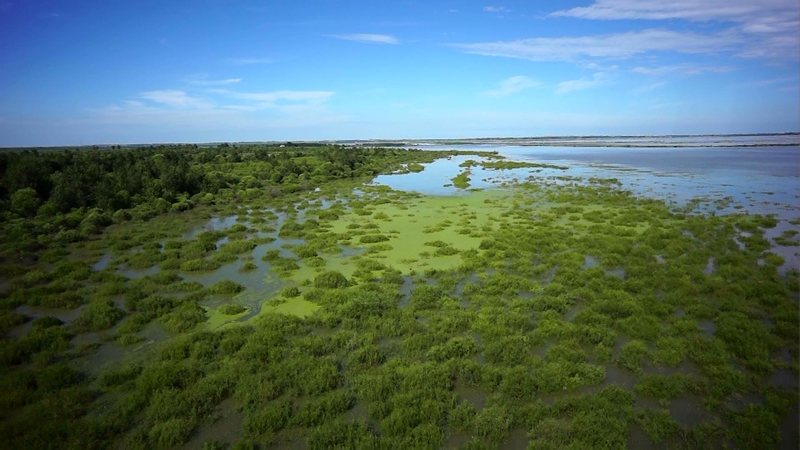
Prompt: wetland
<box><xmin>0</xmin><ymin>142</ymin><xmax>798</xmax><ymax>449</ymax></box>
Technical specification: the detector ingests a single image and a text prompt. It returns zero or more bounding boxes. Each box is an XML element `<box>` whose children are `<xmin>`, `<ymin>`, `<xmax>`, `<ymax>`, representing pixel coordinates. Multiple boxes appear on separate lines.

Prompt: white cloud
<box><xmin>550</xmin><ymin>0</ymin><xmax>795</xmax><ymax>23</ymax></box>
<box><xmin>227</xmin><ymin>57</ymin><xmax>273</xmax><ymax>65</ymax></box>
<box><xmin>139</xmin><ymin>90</ymin><xmax>210</xmax><ymax>109</ymax></box>
<box><xmin>633</xmin><ymin>81</ymin><xmax>667</xmax><ymax>94</ymax></box>
<box><xmin>555</xmin><ymin>73</ymin><xmax>609</xmax><ymax>94</ymax></box>
<box><xmin>453</xmin><ymin>28</ymin><xmax>740</xmax><ymax>62</ymax></box>
<box><xmin>550</xmin><ymin>0</ymin><xmax>799</xmax><ymax>59</ymax></box>
<box><xmin>483</xmin><ymin>6</ymin><xmax>510</xmax><ymax>13</ymax></box>
<box><xmin>230</xmin><ymin>90</ymin><xmax>335</xmax><ymax>104</ymax></box>
<box><xmin>80</xmin><ymin>87</ymin><xmax>343</xmax><ymax>139</ymax></box>
<box><xmin>326</xmin><ymin>34</ymin><xmax>399</xmax><ymax>44</ymax></box>
<box><xmin>631</xmin><ymin>64</ymin><xmax>733</xmax><ymax>76</ymax></box>
<box><xmin>580</xmin><ymin>62</ymin><xmax>620</xmax><ymax>71</ymax></box>
<box><xmin>185</xmin><ymin>74</ymin><xmax>243</xmax><ymax>86</ymax></box>
<box><xmin>485</xmin><ymin>76</ymin><xmax>541</xmax><ymax>96</ymax></box>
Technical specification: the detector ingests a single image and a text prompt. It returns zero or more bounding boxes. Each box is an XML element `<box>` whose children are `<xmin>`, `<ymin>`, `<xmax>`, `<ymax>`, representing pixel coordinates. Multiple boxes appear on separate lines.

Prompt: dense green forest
<box><xmin>0</xmin><ymin>144</ymin><xmax>797</xmax><ymax>449</ymax></box>
<box><xmin>0</xmin><ymin>145</ymin><xmax>464</xmax><ymax>261</ymax></box>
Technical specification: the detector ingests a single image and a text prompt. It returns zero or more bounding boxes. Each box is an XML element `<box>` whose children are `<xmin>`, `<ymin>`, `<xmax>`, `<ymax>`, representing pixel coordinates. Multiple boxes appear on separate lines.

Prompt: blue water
<box><xmin>389</xmin><ymin>145</ymin><xmax>799</xmax><ymax>218</ymax></box>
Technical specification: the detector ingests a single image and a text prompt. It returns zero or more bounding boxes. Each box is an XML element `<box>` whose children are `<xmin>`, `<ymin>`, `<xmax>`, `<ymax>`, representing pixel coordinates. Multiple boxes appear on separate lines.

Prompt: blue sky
<box><xmin>0</xmin><ymin>0</ymin><xmax>798</xmax><ymax>146</ymax></box>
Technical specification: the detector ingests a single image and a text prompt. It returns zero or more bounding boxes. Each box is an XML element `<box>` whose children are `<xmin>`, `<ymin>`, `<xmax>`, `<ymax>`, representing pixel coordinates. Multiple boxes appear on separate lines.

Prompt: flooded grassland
<box><xmin>1</xmin><ymin>147</ymin><xmax>798</xmax><ymax>449</ymax></box>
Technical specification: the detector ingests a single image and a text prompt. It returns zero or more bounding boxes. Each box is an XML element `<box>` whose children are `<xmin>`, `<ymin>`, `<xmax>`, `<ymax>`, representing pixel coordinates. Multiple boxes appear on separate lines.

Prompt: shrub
<box><xmin>0</xmin><ymin>310</ymin><xmax>27</xmax><ymax>332</ymax></box>
<box><xmin>208</xmin><ymin>280</ymin><xmax>245</xmax><ymax>296</ymax></box>
<box><xmin>262</xmin><ymin>249</ymin><xmax>281</xmax><ymax>262</ymax></box>
<box><xmin>219</xmin><ymin>303</ymin><xmax>246</xmax><ymax>315</ymax></box>
<box><xmin>410</xmin><ymin>285</ymin><xmax>445</xmax><ymax>310</ymax></box>
<box><xmin>239</xmin><ymin>261</ymin><xmax>257</xmax><ymax>272</ymax></box>
<box><xmin>308</xmin><ymin>420</ymin><xmax>372</xmax><ymax>450</ymax></box>
<box><xmin>291</xmin><ymin>390</ymin><xmax>355</xmax><ymax>427</ymax></box>
<box><xmin>282</xmin><ymin>286</ymin><xmax>301</xmax><ymax>298</ymax></box>
<box><xmin>162</xmin><ymin>303</ymin><xmax>206</xmax><ymax>333</ymax></box>
<box><xmin>100</xmin><ymin>362</ymin><xmax>143</xmax><ymax>387</ymax></box>
<box><xmin>36</xmin><ymin>364</ymin><xmax>85</xmax><ymax>391</ymax></box>
<box><xmin>636</xmin><ymin>409</ymin><xmax>679</xmax><ymax>444</ymax></box>
<box><xmin>72</xmin><ymin>298</ymin><xmax>125</xmax><ymax>333</ymax></box>
<box><xmin>180</xmin><ymin>259</ymin><xmax>221</xmax><ymax>272</ymax></box>
<box><xmin>314</xmin><ymin>271</ymin><xmax>349</xmax><ymax>289</ymax></box>
<box><xmin>450</xmin><ymin>401</ymin><xmax>477</xmax><ymax>433</ymax></box>
<box><xmin>617</xmin><ymin>340</ymin><xmax>648</xmax><ymax>373</ymax></box>
<box><xmin>31</xmin><ymin>316</ymin><xmax>64</xmax><ymax>330</ymax></box>
<box><xmin>244</xmin><ymin>399</ymin><xmax>293</xmax><ymax>437</ymax></box>
<box><xmin>635</xmin><ymin>374</ymin><xmax>686</xmax><ymax>405</ymax></box>
<box><xmin>148</xmin><ymin>417</ymin><xmax>193</xmax><ymax>447</ymax></box>
<box><xmin>219</xmin><ymin>240</ymin><xmax>257</xmax><ymax>255</ymax></box>
<box><xmin>360</xmin><ymin>234</ymin><xmax>389</xmax><ymax>244</ymax></box>
<box><xmin>474</xmin><ymin>406</ymin><xmax>511</xmax><ymax>442</ymax></box>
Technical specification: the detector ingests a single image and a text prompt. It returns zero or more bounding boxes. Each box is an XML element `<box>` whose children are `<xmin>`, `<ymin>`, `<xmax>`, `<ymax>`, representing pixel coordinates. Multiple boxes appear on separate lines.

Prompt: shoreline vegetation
<box><xmin>0</xmin><ymin>143</ymin><xmax>797</xmax><ymax>449</ymax></box>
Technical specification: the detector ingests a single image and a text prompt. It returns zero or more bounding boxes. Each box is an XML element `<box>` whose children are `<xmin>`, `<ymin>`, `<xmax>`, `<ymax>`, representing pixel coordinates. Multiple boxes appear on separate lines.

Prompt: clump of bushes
<box><xmin>314</xmin><ymin>271</ymin><xmax>349</xmax><ymax>289</ymax></box>
<box><xmin>72</xmin><ymin>298</ymin><xmax>125</xmax><ymax>333</ymax></box>
<box><xmin>162</xmin><ymin>303</ymin><xmax>206</xmax><ymax>333</ymax></box>
<box><xmin>360</xmin><ymin>234</ymin><xmax>389</xmax><ymax>244</ymax></box>
<box><xmin>617</xmin><ymin>340</ymin><xmax>648</xmax><ymax>373</ymax></box>
<box><xmin>180</xmin><ymin>259</ymin><xmax>221</xmax><ymax>272</ymax></box>
<box><xmin>208</xmin><ymin>280</ymin><xmax>245</xmax><ymax>296</ymax></box>
<box><xmin>219</xmin><ymin>303</ymin><xmax>247</xmax><ymax>315</ymax></box>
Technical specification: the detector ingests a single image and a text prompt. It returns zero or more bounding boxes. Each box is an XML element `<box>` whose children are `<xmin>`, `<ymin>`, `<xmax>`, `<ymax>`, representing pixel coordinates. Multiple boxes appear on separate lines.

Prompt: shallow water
<box><xmin>182</xmin><ymin>398</ymin><xmax>243</xmax><ymax>449</ymax></box>
<box><xmin>183</xmin><ymin>215</ymin><xmax>240</xmax><ymax>239</ymax></box>
<box><xmin>404</xmin><ymin>145</ymin><xmax>800</xmax><ymax>220</ymax></box>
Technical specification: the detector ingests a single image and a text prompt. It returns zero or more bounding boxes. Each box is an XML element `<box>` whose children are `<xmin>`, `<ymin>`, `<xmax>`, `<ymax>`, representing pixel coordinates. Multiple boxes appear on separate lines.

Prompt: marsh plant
<box><xmin>0</xmin><ymin>144</ymin><xmax>797</xmax><ymax>449</ymax></box>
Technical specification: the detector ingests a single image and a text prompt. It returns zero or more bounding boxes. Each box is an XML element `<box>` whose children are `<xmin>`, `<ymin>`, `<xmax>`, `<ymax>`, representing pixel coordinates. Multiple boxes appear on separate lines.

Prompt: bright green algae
<box><xmin>0</xmin><ymin>144</ymin><xmax>797</xmax><ymax>449</ymax></box>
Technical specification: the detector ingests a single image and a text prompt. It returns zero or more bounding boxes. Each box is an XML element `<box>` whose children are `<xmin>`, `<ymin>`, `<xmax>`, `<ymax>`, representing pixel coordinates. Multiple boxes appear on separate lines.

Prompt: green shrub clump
<box><xmin>219</xmin><ymin>303</ymin><xmax>247</xmax><ymax>315</ymax></box>
<box><xmin>314</xmin><ymin>271</ymin><xmax>349</xmax><ymax>289</ymax></box>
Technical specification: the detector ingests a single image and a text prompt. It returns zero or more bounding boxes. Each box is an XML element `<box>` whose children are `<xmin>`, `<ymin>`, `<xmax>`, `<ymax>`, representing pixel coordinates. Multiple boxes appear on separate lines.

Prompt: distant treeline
<box><xmin>0</xmin><ymin>144</ymin><xmax>409</xmax><ymax>215</ymax></box>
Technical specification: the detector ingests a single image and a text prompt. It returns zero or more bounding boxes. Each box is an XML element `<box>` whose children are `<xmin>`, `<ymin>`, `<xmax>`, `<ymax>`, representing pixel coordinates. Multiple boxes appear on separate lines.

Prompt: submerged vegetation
<box><xmin>0</xmin><ymin>143</ymin><xmax>797</xmax><ymax>449</ymax></box>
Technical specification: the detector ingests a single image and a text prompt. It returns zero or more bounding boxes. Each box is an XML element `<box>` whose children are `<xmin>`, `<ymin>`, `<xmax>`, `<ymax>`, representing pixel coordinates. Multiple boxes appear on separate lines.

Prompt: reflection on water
<box><xmin>92</xmin><ymin>253</ymin><xmax>112</xmax><ymax>271</ymax></box>
<box><xmin>183</xmin><ymin>215</ymin><xmax>240</xmax><ymax>239</ymax></box>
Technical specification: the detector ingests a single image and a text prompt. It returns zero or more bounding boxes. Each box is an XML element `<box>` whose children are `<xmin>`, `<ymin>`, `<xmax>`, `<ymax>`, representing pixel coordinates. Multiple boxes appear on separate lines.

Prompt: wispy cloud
<box><xmin>550</xmin><ymin>0</ymin><xmax>799</xmax><ymax>59</ymax></box>
<box><xmin>633</xmin><ymin>81</ymin><xmax>667</xmax><ymax>94</ymax></box>
<box><xmin>0</xmin><ymin>2</ymin><xmax>12</xmax><ymax>13</ymax></box>
<box><xmin>550</xmin><ymin>0</ymin><xmax>795</xmax><ymax>23</ymax></box>
<box><xmin>326</xmin><ymin>33</ymin><xmax>399</xmax><ymax>44</ymax></box>
<box><xmin>227</xmin><ymin>57</ymin><xmax>273</xmax><ymax>65</ymax></box>
<box><xmin>184</xmin><ymin>74</ymin><xmax>243</xmax><ymax>86</ymax></box>
<box><xmin>453</xmin><ymin>28</ymin><xmax>740</xmax><ymax>62</ymax></box>
<box><xmin>739</xmin><ymin>76</ymin><xmax>798</xmax><ymax>87</ymax></box>
<box><xmin>89</xmin><ymin>87</ymin><xmax>342</xmax><ymax>134</ymax></box>
<box><xmin>485</xmin><ymin>76</ymin><xmax>541</xmax><ymax>96</ymax></box>
<box><xmin>140</xmin><ymin>90</ymin><xmax>210</xmax><ymax>109</ymax></box>
<box><xmin>483</xmin><ymin>6</ymin><xmax>510</xmax><ymax>13</ymax></box>
<box><xmin>631</xmin><ymin>64</ymin><xmax>733</xmax><ymax>76</ymax></box>
<box><xmin>228</xmin><ymin>90</ymin><xmax>335</xmax><ymax>104</ymax></box>
<box><xmin>555</xmin><ymin>72</ymin><xmax>609</xmax><ymax>94</ymax></box>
